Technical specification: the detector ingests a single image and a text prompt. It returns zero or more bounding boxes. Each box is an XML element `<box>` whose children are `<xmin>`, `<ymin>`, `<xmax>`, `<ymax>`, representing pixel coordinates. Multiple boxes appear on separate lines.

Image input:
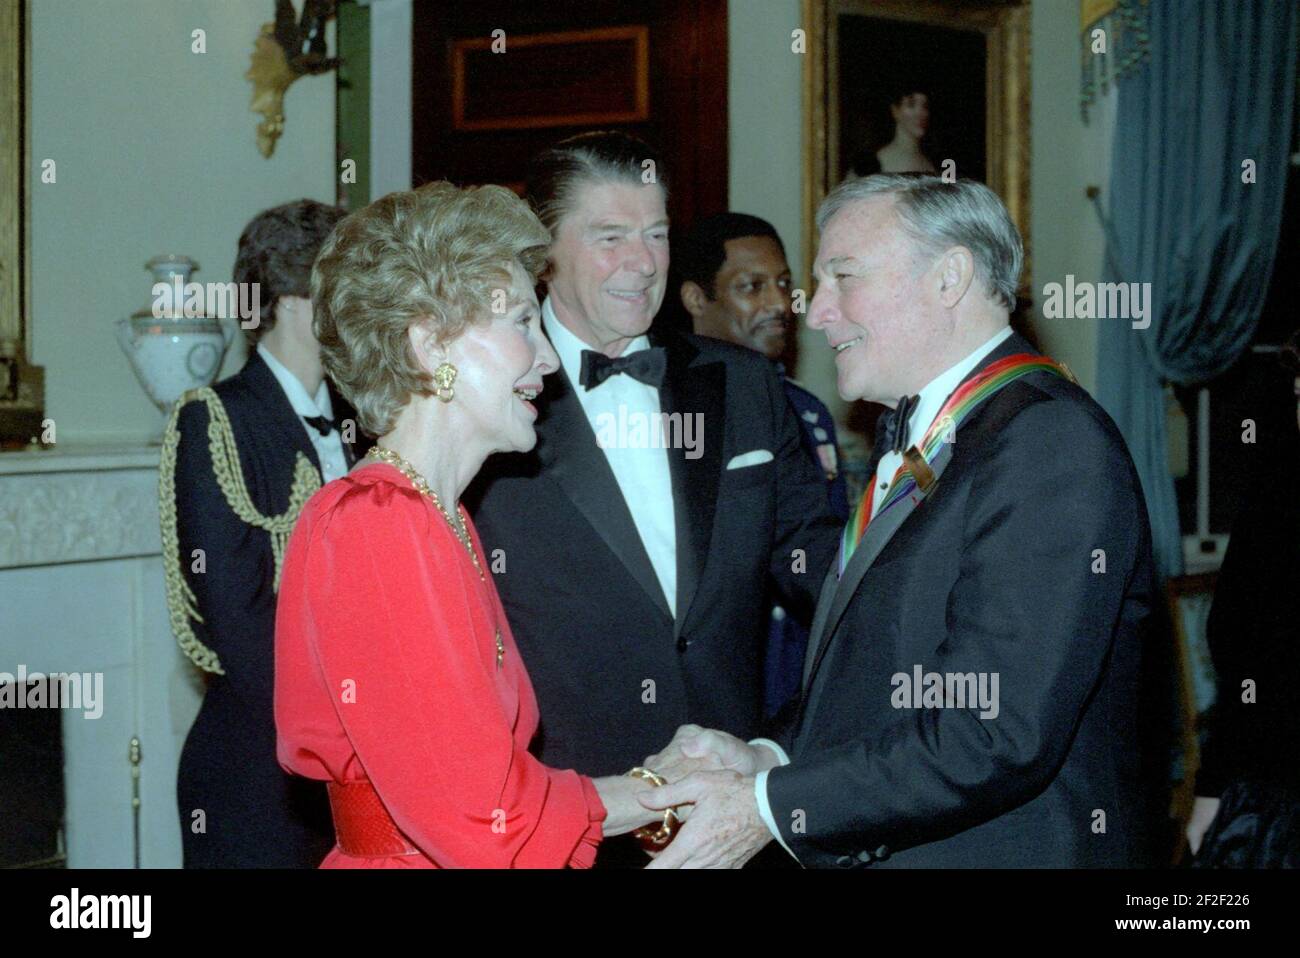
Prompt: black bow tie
<box><xmin>302</xmin><ymin>414</ymin><xmax>335</xmax><ymax>437</ymax></box>
<box><xmin>872</xmin><ymin>394</ymin><xmax>919</xmax><ymax>461</ymax></box>
<box><xmin>579</xmin><ymin>347</ymin><xmax>667</xmax><ymax>390</ymax></box>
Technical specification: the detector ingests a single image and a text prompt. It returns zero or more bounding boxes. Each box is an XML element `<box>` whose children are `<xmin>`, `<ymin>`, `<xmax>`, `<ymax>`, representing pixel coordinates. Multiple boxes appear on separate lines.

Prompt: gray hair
<box><xmin>817</xmin><ymin>174</ymin><xmax>1022</xmax><ymax>309</ymax></box>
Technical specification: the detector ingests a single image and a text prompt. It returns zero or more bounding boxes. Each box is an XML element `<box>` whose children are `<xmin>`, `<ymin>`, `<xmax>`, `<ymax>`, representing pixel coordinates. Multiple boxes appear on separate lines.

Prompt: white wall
<box><xmin>1029</xmin><ymin>0</ymin><xmax>1108</xmax><ymax>394</ymax></box>
<box><xmin>368</xmin><ymin>0</ymin><xmax>412</xmax><ymax>197</ymax></box>
<box><xmin>28</xmin><ymin>0</ymin><xmax>337</xmax><ymax>445</ymax></box>
<box><xmin>729</xmin><ymin>0</ymin><xmax>848</xmax><ymax>422</ymax></box>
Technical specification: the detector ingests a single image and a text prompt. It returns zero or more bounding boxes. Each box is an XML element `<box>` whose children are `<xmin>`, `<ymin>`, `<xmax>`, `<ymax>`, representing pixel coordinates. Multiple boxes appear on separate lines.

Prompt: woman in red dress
<box><xmin>274</xmin><ymin>182</ymin><xmax>669</xmax><ymax>867</ymax></box>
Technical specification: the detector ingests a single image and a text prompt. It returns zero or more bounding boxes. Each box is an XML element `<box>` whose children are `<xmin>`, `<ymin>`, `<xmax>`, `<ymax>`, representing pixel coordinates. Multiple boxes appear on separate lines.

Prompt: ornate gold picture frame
<box><xmin>802</xmin><ymin>0</ymin><xmax>1031</xmax><ymax>292</ymax></box>
<box><xmin>0</xmin><ymin>0</ymin><xmax>43</xmax><ymax>446</ymax></box>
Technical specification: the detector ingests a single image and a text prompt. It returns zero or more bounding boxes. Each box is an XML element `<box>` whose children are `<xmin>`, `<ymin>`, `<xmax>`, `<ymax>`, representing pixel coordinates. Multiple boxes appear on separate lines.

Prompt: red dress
<box><xmin>274</xmin><ymin>462</ymin><xmax>606</xmax><ymax>868</ymax></box>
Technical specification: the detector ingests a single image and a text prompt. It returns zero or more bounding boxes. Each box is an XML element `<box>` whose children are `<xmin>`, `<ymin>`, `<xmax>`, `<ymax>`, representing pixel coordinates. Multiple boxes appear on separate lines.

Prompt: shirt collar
<box><xmin>542</xmin><ymin>296</ymin><xmax>650</xmax><ymax>386</ymax></box>
<box><xmin>905</xmin><ymin>326</ymin><xmax>1014</xmax><ymax>448</ymax></box>
<box><xmin>257</xmin><ymin>343</ymin><xmax>333</xmax><ymax>420</ymax></box>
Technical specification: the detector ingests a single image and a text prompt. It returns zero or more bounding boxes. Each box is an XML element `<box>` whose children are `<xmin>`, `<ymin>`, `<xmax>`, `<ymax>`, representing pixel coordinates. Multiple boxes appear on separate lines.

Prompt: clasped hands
<box><xmin>632</xmin><ymin>724</ymin><xmax>782</xmax><ymax>868</ymax></box>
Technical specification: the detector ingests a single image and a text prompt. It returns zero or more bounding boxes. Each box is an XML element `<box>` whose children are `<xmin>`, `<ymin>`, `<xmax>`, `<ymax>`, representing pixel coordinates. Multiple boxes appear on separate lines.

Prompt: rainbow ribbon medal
<box><xmin>838</xmin><ymin>354</ymin><xmax>1072</xmax><ymax>577</ymax></box>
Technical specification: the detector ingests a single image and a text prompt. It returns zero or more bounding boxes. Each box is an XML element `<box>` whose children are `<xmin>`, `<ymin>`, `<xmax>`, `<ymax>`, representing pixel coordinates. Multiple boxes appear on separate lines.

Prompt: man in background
<box><xmin>676</xmin><ymin>212</ymin><xmax>848</xmax><ymax>717</ymax></box>
<box><xmin>163</xmin><ymin>199</ymin><xmax>365</xmax><ymax>867</ymax></box>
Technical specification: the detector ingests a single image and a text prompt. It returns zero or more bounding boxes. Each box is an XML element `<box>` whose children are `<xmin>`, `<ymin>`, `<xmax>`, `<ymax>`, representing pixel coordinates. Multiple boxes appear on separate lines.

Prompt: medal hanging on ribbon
<box><xmin>838</xmin><ymin>354</ymin><xmax>1074</xmax><ymax>576</ymax></box>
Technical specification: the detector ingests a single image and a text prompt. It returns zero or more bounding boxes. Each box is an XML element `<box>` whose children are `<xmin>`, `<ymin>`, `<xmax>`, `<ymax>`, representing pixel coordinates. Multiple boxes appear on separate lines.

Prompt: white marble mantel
<box><xmin>0</xmin><ymin>443</ymin><xmax>161</xmax><ymax>473</ymax></box>
<box><xmin>0</xmin><ymin>443</ymin><xmax>201</xmax><ymax>867</ymax></box>
<box><xmin>0</xmin><ymin>444</ymin><xmax>164</xmax><ymax>570</ymax></box>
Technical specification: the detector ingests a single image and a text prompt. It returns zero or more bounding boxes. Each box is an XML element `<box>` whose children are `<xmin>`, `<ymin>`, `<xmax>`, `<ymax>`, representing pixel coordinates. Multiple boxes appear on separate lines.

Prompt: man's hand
<box><xmin>644</xmin><ymin>725</ymin><xmax>771</xmax><ymax>784</ymax></box>
<box><xmin>636</xmin><ymin>770</ymin><xmax>773</xmax><ymax>868</ymax></box>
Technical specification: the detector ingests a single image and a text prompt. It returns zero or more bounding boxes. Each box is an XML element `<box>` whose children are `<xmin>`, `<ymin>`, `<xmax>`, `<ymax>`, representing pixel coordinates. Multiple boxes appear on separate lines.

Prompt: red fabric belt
<box><xmin>327</xmin><ymin>780</ymin><xmax>421</xmax><ymax>858</ymax></box>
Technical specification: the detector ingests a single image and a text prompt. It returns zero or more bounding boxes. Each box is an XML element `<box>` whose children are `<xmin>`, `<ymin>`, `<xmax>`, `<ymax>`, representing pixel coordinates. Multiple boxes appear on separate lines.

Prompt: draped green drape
<box><xmin>1095</xmin><ymin>0</ymin><xmax>1297</xmax><ymax>578</ymax></box>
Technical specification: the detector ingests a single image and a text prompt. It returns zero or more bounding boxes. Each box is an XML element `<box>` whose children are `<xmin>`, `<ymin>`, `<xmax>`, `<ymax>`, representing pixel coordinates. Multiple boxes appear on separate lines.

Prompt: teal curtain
<box><xmin>1095</xmin><ymin>0</ymin><xmax>1298</xmax><ymax>578</ymax></box>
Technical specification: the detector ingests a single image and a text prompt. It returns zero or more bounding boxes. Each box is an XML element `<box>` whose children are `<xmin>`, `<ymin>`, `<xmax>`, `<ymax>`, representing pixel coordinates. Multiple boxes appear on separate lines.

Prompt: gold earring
<box><xmin>432</xmin><ymin>362</ymin><xmax>457</xmax><ymax>403</ymax></box>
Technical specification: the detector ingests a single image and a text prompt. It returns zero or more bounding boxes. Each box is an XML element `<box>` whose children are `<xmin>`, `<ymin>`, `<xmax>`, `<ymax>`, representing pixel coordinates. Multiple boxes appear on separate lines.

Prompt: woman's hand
<box><xmin>592</xmin><ymin>775</ymin><xmax>677</xmax><ymax>836</ymax></box>
<box><xmin>592</xmin><ymin>726</ymin><xmax>782</xmax><ymax>838</ymax></box>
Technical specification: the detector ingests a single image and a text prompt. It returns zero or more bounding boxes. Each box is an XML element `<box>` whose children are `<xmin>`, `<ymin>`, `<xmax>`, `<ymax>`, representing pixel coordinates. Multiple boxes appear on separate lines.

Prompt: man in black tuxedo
<box><xmin>674</xmin><ymin>212</ymin><xmax>851</xmax><ymax>720</ymax></box>
<box><xmin>640</xmin><ymin>174</ymin><xmax>1155</xmax><ymax>868</ymax></box>
<box><xmin>163</xmin><ymin>199</ymin><xmax>367</xmax><ymax>867</ymax></box>
<box><xmin>468</xmin><ymin>133</ymin><xmax>842</xmax><ymax>863</ymax></box>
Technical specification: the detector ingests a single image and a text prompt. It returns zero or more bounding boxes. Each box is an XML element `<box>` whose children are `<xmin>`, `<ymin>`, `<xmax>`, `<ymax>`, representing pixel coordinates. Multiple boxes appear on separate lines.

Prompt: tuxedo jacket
<box><xmin>168</xmin><ymin>350</ymin><xmax>366</xmax><ymax>867</ymax></box>
<box><xmin>468</xmin><ymin>328</ymin><xmax>843</xmax><ymax>778</ymax></box>
<box><xmin>764</xmin><ymin>333</ymin><xmax>1156</xmax><ymax>868</ymax></box>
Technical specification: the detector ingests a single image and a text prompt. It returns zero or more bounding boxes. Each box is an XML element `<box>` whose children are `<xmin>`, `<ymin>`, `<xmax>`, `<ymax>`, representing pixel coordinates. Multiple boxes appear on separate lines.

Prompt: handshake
<box><xmin>625</xmin><ymin>724</ymin><xmax>787</xmax><ymax>869</ymax></box>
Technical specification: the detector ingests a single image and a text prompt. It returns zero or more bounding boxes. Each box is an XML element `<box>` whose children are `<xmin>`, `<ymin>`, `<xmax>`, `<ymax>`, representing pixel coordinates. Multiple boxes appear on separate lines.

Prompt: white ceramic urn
<box><xmin>115</xmin><ymin>255</ymin><xmax>235</xmax><ymax>439</ymax></box>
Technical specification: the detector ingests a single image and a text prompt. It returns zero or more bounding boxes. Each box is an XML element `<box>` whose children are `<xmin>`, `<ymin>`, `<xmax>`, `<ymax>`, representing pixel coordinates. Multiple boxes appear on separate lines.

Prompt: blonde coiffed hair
<box><xmin>311</xmin><ymin>181</ymin><xmax>551</xmax><ymax>437</ymax></box>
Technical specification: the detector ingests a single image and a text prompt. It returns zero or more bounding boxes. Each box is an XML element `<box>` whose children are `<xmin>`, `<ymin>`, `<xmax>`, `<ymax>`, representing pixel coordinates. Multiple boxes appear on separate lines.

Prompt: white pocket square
<box><xmin>726</xmin><ymin>449</ymin><xmax>774</xmax><ymax>470</ymax></box>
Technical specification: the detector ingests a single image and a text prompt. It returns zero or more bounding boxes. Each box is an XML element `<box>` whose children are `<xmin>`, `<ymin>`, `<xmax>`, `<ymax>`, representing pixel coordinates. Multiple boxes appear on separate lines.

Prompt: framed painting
<box><xmin>803</xmin><ymin>0</ymin><xmax>1031</xmax><ymax>292</ymax></box>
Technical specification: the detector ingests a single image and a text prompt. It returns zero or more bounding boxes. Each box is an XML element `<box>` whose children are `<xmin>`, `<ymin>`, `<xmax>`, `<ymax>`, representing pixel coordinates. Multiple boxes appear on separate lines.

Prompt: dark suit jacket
<box><xmin>173</xmin><ymin>350</ymin><xmax>366</xmax><ymax>867</ymax></box>
<box><xmin>764</xmin><ymin>332</ymin><xmax>1155</xmax><ymax>868</ymax></box>
<box><xmin>468</xmin><ymin>328</ymin><xmax>843</xmax><ymax>779</ymax></box>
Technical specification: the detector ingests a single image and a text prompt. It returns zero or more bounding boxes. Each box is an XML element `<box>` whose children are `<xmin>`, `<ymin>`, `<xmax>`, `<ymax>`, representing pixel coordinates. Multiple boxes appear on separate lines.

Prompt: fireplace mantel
<box><xmin>0</xmin><ymin>442</ymin><xmax>200</xmax><ymax>867</ymax></box>
<box><xmin>0</xmin><ymin>444</ymin><xmax>165</xmax><ymax>569</ymax></box>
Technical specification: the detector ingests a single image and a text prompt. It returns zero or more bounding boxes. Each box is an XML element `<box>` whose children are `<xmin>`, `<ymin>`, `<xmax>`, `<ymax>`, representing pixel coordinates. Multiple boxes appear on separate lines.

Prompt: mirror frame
<box><xmin>0</xmin><ymin>0</ymin><xmax>42</xmax><ymax>446</ymax></box>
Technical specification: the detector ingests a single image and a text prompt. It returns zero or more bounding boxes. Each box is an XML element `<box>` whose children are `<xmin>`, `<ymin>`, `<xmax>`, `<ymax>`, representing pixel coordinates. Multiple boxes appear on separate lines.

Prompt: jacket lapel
<box><xmin>653</xmin><ymin>330</ymin><xmax>724</xmax><ymax>636</ymax></box>
<box><xmin>801</xmin><ymin>440</ymin><xmax>956</xmax><ymax>699</ymax></box>
<box><xmin>801</xmin><ymin>563</ymin><xmax>840</xmax><ymax>687</ymax></box>
<box><xmin>799</xmin><ymin>331</ymin><xmax>1039</xmax><ymax>702</ymax></box>
<box><xmin>536</xmin><ymin>365</ymin><xmax>674</xmax><ymax>624</ymax></box>
<box><xmin>241</xmin><ymin>351</ymin><xmax>323</xmax><ymax>478</ymax></box>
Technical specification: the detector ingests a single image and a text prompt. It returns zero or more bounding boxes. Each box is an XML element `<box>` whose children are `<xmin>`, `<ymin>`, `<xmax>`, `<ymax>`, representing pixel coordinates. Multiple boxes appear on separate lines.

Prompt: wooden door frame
<box><xmin>409</xmin><ymin>0</ymin><xmax>728</xmax><ymax>228</ymax></box>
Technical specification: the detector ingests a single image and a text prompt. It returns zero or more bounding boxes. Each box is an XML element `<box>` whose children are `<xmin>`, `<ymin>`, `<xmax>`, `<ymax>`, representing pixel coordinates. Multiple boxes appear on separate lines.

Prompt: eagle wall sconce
<box><xmin>246</xmin><ymin>0</ymin><xmax>340</xmax><ymax>158</ymax></box>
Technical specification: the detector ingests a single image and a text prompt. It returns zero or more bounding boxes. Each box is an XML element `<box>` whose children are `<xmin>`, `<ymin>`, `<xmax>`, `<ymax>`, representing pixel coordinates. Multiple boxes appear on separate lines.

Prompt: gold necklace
<box><xmin>364</xmin><ymin>446</ymin><xmax>483</xmax><ymax>579</ymax></box>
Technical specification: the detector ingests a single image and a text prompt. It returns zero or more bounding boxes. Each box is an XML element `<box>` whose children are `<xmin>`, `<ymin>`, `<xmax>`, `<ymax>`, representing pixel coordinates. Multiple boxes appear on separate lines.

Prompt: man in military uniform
<box><xmin>161</xmin><ymin>199</ymin><xmax>366</xmax><ymax>867</ymax></box>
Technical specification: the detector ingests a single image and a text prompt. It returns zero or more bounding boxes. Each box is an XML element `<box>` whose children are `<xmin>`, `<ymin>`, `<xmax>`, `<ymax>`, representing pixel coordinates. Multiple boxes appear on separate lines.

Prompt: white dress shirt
<box><xmin>752</xmin><ymin>325</ymin><xmax>1014</xmax><ymax>860</ymax></box>
<box><xmin>542</xmin><ymin>298</ymin><xmax>678</xmax><ymax>617</ymax></box>
<box><xmin>257</xmin><ymin>343</ymin><xmax>349</xmax><ymax>483</ymax></box>
<box><xmin>867</xmin><ymin>326</ymin><xmax>1014</xmax><ymax>519</ymax></box>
